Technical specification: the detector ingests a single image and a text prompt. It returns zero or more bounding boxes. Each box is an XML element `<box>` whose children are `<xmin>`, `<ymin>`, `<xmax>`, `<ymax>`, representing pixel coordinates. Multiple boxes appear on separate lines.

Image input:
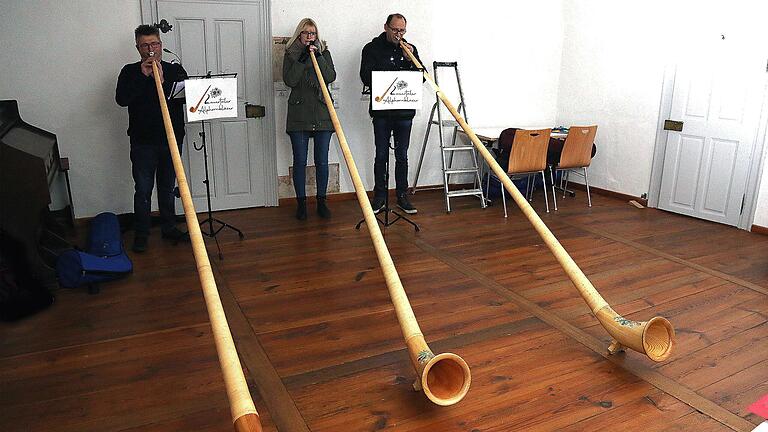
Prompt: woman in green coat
<box><xmin>283</xmin><ymin>18</ymin><xmax>337</xmax><ymax>220</ymax></box>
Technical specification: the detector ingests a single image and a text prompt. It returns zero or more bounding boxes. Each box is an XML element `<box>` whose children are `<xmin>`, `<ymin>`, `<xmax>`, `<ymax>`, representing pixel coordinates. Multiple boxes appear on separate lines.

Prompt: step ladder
<box><xmin>411</xmin><ymin>62</ymin><xmax>486</xmax><ymax>213</ymax></box>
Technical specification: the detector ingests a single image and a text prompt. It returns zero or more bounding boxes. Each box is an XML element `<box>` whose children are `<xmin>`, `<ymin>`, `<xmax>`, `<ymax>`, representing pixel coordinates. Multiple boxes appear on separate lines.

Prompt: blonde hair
<box><xmin>287</xmin><ymin>18</ymin><xmax>326</xmax><ymax>52</ymax></box>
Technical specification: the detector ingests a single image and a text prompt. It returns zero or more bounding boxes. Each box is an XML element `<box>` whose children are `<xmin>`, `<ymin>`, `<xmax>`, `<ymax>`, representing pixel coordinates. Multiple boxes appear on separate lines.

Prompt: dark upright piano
<box><xmin>0</xmin><ymin>100</ymin><xmax>72</xmax><ymax>287</ymax></box>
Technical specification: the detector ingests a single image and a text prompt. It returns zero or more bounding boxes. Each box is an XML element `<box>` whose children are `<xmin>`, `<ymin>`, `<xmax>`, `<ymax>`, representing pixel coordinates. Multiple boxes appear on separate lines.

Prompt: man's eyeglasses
<box><xmin>138</xmin><ymin>41</ymin><xmax>162</xmax><ymax>50</ymax></box>
<box><xmin>387</xmin><ymin>25</ymin><xmax>406</xmax><ymax>34</ymax></box>
<box><xmin>301</xmin><ymin>31</ymin><xmax>317</xmax><ymax>37</ymax></box>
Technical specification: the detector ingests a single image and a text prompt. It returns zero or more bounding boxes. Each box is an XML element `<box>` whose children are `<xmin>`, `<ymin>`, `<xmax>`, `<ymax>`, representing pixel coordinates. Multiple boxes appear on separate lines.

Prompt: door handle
<box><xmin>245</xmin><ymin>103</ymin><xmax>265</xmax><ymax>118</ymax></box>
<box><xmin>663</xmin><ymin>120</ymin><xmax>683</xmax><ymax>131</ymax></box>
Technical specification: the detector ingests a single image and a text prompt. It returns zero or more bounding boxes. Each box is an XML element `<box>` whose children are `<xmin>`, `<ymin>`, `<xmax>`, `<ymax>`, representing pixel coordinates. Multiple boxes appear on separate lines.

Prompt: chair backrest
<box><xmin>495</xmin><ymin>127</ymin><xmax>518</xmax><ymax>171</ymax></box>
<box><xmin>507</xmin><ymin>128</ymin><xmax>551</xmax><ymax>174</ymax></box>
<box><xmin>559</xmin><ymin>125</ymin><xmax>597</xmax><ymax>169</ymax></box>
<box><xmin>497</xmin><ymin>128</ymin><xmax>519</xmax><ymax>154</ymax></box>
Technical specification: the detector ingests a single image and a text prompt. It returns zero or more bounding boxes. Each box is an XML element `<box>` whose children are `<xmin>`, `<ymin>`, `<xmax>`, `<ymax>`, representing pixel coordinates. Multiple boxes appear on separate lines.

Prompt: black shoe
<box><xmin>371</xmin><ymin>196</ymin><xmax>386</xmax><ymax>214</ymax></box>
<box><xmin>397</xmin><ymin>194</ymin><xmax>417</xmax><ymax>214</ymax></box>
<box><xmin>317</xmin><ymin>197</ymin><xmax>331</xmax><ymax>219</ymax></box>
<box><xmin>162</xmin><ymin>227</ymin><xmax>189</xmax><ymax>242</ymax></box>
<box><xmin>296</xmin><ymin>198</ymin><xmax>307</xmax><ymax>220</ymax></box>
<box><xmin>132</xmin><ymin>235</ymin><xmax>148</xmax><ymax>253</ymax></box>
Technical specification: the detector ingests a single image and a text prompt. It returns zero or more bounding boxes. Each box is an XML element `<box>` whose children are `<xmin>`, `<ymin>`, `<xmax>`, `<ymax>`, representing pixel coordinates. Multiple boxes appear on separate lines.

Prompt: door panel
<box><xmin>221</xmin><ymin>120</ymin><xmax>250</xmax><ymax>195</ymax></box>
<box><xmin>216</xmin><ymin>20</ymin><xmax>247</xmax><ymax>100</ymax></box>
<box><xmin>176</xmin><ymin>20</ymin><xmax>207</xmax><ymax>76</ymax></box>
<box><xmin>702</xmin><ymin>139</ymin><xmax>737</xmax><ymax>213</ymax></box>
<box><xmin>668</xmin><ymin>135</ymin><xmax>703</xmax><ymax>209</ymax></box>
<box><xmin>684</xmin><ymin>75</ymin><xmax>710</xmax><ymax>118</ymax></box>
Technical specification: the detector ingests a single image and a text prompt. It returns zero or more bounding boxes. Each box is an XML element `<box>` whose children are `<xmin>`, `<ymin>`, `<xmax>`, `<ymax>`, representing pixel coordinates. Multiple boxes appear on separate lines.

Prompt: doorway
<box><xmin>141</xmin><ymin>0</ymin><xmax>278</xmax><ymax>211</ymax></box>
<box><xmin>649</xmin><ymin>43</ymin><xmax>768</xmax><ymax>228</ymax></box>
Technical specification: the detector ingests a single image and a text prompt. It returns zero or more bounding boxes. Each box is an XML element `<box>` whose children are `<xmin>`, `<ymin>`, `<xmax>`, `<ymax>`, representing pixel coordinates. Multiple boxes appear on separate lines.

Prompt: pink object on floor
<box><xmin>749</xmin><ymin>394</ymin><xmax>768</xmax><ymax>419</ymax></box>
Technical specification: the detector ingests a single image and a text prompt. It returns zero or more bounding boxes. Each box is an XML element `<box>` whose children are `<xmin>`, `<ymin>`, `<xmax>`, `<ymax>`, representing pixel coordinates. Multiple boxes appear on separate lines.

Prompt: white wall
<box><xmin>0</xmin><ymin>0</ymin><xmax>142</xmax><ymax>218</ymax></box>
<box><xmin>431</xmin><ymin>0</ymin><xmax>563</xmax><ymax>128</ymax></box>
<box><xmin>557</xmin><ymin>2</ymin><xmax>669</xmax><ymax>196</ymax></box>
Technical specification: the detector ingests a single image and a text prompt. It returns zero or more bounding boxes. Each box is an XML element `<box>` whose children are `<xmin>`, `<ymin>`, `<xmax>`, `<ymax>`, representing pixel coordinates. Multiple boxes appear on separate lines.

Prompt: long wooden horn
<box><xmin>309</xmin><ymin>51</ymin><xmax>471</xmax><ymax>405</ymax></box>
<box><xmin>150</xmin><ymin>59</ymin><xmax>262</xmax><ymax>431</ymax></box>
<box><xmin>399</xmin><ymin>43</ymin><xmax>674</xmax><ymax>362</ymax></box>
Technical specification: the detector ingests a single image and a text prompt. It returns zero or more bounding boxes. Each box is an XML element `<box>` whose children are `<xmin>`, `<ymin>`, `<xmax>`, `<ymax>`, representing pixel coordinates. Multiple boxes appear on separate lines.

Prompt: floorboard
<box><xmin>2</xmin><ymin>189</ymin><xmax>767</xmax><ymax>431</ymax></box>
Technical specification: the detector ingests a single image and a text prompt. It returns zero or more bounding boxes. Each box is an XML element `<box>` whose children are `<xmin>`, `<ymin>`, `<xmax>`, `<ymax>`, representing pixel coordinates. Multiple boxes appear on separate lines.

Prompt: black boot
<box><xmin>397</xmin><ymin>193</ymin><xmax>417</xmax><ymax>214</ymax></box>
<box><xmin>317</xmin><ymin>196</ymin><xmax>331</xmax><ymax>219</ymax></box>
<box><xmin>296</xmin><ymin>197</ymin><xmax>307</xmax><ymax>220</ymax></box>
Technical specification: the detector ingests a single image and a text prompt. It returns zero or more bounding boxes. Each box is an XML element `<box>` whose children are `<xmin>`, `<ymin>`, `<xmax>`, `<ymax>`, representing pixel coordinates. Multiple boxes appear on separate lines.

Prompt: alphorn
<box><xmin>309</xmin><ymin>51</ymin><xmax>471</xmax><ymax>405</ymax></box>
<box><xmin>150</xmin><ymin>58</ymin><xmax>263</xmax><ymax>431</ymax></box>
<box><xmin>399</xmin><ymin>42</ymin><xmax>675</xmax><ymax>362</ymax></box>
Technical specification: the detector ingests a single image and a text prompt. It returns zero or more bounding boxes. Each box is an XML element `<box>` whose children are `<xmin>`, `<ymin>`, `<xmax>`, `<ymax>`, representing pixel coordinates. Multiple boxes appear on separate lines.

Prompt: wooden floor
<box><xmin>2</xmin><ymin>189</ymin><xmax>767</xmax><ymax>431</ymax></box>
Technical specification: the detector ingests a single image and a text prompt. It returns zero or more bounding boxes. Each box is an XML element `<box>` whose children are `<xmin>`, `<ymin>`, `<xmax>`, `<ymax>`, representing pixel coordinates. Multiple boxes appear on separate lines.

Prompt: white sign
<box><xmin>371</xmin><ymin>71</ymin><xmax>422</xmax><ymax>110</ymax></box>
<box><xmin>184</xmin><ymin>77</ymin><xmax>238</xmax><ymax>121</ymax></box>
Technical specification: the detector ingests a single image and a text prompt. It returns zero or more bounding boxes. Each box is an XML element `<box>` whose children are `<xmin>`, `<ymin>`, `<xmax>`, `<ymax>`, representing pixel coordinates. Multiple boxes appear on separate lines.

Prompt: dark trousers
<box><xmin>373</xmin><ymin>117</ymin><xmax>412</xmax><ymax>197</ymax></box>
<box><xmin>288</xmin><ymin>130</ymin><xmax>332</xmax><ymax>199</ymax></box>
<box><xmin>130</xmin><ymin>142</ymin><xmax>181</xmax><ymax>237</ymax></box>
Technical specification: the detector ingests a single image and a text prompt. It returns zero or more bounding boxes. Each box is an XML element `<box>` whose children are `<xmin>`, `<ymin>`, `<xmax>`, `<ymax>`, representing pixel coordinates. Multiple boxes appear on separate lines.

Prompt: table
<box><xmin>469</xmin><ymin>127</ymin><xmax>568</xmax><ymax>147</ymax></box>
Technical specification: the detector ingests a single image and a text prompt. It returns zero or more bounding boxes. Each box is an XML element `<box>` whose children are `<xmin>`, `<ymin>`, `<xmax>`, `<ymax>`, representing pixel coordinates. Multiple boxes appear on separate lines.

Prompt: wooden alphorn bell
<box><xmin>399</xmin><ymin>43</ymin><xmax>674</xmax><ymax>362</ymax></box>
<box><xmin>309</xmin><ymin>51</ymin><xmax>471</xmax><ymax>405</ymax></box>
<box><xmin>150</xmin><ymin>58</ymin><xmax>263</xmax><ymax>431</ymax></box>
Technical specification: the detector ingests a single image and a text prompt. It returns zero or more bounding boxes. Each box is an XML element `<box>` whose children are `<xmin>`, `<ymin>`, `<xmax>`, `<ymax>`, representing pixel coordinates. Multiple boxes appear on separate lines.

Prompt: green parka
<box><xmin>282</xmin><ymin>43</ymin><xmax>337</xmax><ymax>132</ymax></box>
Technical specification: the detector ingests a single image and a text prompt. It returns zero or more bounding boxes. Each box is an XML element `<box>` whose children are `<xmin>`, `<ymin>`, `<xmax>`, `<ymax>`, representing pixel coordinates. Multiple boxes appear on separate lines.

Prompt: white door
<box><xmin>155</xmin><ymin>0</ymin><xmax>277</xmax><ymax>211</ymax></box>
<box><xmin>657</xmin><ymin>49</ymin><xmax>765</xmax><ymax>226</ymax></box>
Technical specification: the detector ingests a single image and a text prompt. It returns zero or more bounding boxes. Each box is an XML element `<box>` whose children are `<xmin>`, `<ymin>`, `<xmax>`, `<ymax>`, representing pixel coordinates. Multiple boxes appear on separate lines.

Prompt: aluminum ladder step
<box><xmin>442</xmin><ymin>146</ymin><xmax>475</xmax><ymax>152</ymax></box>
<box><xmin>447</xmin><ymin>188</ymin><xmax>484</xmax><ymax>198</ymax></box>
<box><xmin>445</xmin><ymin>168</ymin><xmax>479</xmax><ymax>175</ymax></box>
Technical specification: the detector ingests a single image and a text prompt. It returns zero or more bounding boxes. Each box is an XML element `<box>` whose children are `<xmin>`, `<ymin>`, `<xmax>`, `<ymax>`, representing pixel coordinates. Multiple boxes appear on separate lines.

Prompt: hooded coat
<box><xmin>282</xmin><ymin>40</ymin><xmax>337</xmax><ymax>132</ymax></box>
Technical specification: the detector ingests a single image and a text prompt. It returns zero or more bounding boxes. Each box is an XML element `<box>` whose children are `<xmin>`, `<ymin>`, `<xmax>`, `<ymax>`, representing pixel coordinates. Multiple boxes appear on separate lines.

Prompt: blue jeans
<box><xmin>130</xmin><ymin>142</ymin><xmax>181</xmax><ymax>237</ymax></box>
<box><xmin>372</xmin><ymin>117</ymin><xmax>412</xmax><ymax>197</ymax></box>
<box><xmin>288</xmin><ymin>130</ymin><xmax>332</xmax><ymax>198</ymax></box>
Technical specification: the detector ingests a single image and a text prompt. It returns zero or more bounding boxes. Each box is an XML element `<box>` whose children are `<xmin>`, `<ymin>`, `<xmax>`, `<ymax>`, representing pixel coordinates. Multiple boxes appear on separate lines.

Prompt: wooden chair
<box><xmin>551</xmin><ymin>125</ymin><xmax>598</xmax><ymax>207</ymax></box>
<box><xmin>500</xmin><ymin>128</ymin><xmax>555</xmax><ymax>217</ymax></box>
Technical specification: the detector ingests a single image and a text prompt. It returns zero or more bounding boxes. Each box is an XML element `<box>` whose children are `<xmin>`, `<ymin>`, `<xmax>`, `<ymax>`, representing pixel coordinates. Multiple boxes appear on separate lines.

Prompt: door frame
<box><xmin>140</xmin><ymin>0</ymin><xmax>279</xmax><ymax>207</ymax></box>
<box><xmin>648</xmin><ymin>62</ymin><xmax>768</xmax><ymax>230</ymax></box>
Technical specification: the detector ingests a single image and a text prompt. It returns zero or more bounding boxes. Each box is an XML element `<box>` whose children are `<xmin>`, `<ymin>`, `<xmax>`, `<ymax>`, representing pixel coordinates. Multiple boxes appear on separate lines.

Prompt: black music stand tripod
<box><xmin>188</xmin><ymin>72</ymin><xmax>244</xmax><ymax>260</ymax></box>
<box><xmin>355</xmin><ymin>142</ymin><xmax>420</xmax><ymax>232</ymax></box>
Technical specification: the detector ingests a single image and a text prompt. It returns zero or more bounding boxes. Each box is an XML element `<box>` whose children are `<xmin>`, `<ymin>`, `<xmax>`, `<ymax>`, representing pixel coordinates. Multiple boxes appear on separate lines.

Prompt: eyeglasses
<box><xmin>387</xmin><ymin>25</ymin><xmax>406</xmax><ymax>34</ymax></box>
<box><xmin>138</xmin><ymin>41</ymin><xmax>162</xmax><ymax>50</ymax></box>
<box><xmin>300</xmin><ymin>31</ymin><xmax>317</xmax><ymax>37</ymax></box>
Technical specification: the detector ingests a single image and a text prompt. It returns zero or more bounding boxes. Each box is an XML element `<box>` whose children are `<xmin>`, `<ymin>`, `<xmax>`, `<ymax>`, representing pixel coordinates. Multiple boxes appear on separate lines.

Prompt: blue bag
<box><xmin>56</xmin><ymin>212</ymin><xmax>132</xmax><ymax>290</ymax></box>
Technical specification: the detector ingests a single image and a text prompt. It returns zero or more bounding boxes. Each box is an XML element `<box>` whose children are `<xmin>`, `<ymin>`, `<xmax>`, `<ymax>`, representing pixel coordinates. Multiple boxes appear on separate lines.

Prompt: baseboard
<box><xmin>751</xmin><ymin>224</ymin><xmax>768</xmax><ymax>235</ymax></box>
<box><xmin>564</xmin><ymin>183</ymin><xmax>648</xmax><ymax>207</ymax></box>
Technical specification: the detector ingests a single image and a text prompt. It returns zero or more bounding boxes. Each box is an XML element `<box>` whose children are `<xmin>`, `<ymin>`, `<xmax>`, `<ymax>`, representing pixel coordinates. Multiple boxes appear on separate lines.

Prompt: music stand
<box><xmin>355</xmin><ymin>142</ymin><xmax>420</xmax><ymax>232</ymax></box>
<box><xmin>186</xmin><ymin>72</ymin><xmax>244</xmax><ymax>260</ymax></box>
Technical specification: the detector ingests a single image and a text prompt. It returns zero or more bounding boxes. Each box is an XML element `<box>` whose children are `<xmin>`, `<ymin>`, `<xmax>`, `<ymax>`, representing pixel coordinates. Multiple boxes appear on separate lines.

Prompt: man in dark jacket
<box><xmin>360</xmin><ymin>13</ymin><xmax>422</xmax><ymax>214</ymax></box>
<box><xmin>116</xmin><ymin>24</ymin><xmax>187</xmax><ymax>253</ymax></box>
